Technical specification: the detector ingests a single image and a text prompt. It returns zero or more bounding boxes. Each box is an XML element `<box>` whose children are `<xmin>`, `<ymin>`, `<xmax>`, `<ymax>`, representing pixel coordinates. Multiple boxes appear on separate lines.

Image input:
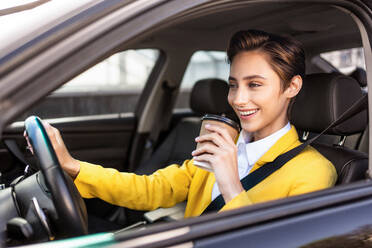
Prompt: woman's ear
<box><xmin>285</xmin><ymin>75</ymin><xmax>302</xmax><ymax>98</ymax></box>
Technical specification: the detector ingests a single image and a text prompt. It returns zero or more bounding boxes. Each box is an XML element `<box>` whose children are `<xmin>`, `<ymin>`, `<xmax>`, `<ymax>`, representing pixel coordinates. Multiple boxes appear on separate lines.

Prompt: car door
<box><xmin>0</xmin><ymin>48</ymin><xmax>164</xmax><ymax>219</ymax></box>
<box><xmin>107</xmin><ymin>181</ymin><xmax>372</xmax><ymax>248</ymax></box>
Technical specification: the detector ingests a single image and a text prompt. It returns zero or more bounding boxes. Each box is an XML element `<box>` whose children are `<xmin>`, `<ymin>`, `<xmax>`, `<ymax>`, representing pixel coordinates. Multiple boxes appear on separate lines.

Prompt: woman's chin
<box><xmin>240</xmin><ymin>122</ymin><xmax>261</xmax><ymax>134</ymax></box>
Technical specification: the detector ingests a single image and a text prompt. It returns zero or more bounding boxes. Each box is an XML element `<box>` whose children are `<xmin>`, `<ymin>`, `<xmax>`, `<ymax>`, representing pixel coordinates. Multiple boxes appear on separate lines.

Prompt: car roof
<box><xmin>135</xmin><ymin>2</ymin><xmax>362</xmax><ymax>55</ymax></box>
<box><xmin>0</xmin><ymin>1</ymin><xmax>364</xmax><ymax>64</ymax></box>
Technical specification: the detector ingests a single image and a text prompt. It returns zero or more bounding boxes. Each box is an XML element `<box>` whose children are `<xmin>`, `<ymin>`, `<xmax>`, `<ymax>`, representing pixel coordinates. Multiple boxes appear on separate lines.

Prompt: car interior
<box><xmin>0</xmin><ymin>1</ymin><xmax>370</xmax><ymax>245</ymax></box>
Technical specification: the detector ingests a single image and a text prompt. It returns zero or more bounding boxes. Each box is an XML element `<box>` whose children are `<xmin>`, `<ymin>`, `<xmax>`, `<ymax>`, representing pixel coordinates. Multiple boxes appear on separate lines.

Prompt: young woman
<box><xmin>41</xmin><ymin>30</ymin><xmax>337</xmax><ymax>217</ymax></box>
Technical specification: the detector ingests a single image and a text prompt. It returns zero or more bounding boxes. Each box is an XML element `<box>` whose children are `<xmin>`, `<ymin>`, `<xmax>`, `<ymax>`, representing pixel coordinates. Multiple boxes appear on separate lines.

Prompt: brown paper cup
<box><xmin>193</xmin><ymin>114</ymin><xmax>240</xmax><ymax>172</ymax></box>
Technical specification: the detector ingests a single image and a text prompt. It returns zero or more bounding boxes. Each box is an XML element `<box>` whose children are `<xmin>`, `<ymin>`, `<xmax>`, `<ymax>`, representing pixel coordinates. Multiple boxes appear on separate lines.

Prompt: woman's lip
<box><xmin>238</xmin><ymin>109</ymin><xmax>259</xmax><ymax>120</ymax></box>
<box><xmin>236</xmin><ymin>107</ymin><xmax>259</xmax><ymax>111</ymax></box>
<box><xmin>237</xmin><ymin>108</ymin><xmax>259</xmax><ymax>114</ymax></box>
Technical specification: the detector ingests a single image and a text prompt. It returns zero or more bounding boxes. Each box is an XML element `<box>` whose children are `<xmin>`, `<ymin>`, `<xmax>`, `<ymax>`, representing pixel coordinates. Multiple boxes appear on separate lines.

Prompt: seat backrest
<box><xmin>291</xmin><ymin>73</ymin><xmax>368</xmax><ymax>184</ymax></box>
<box><xmin>136</xmin><ymin>78</ymin><xmax>235</xmax><ymax>175</ymax></box>
<box><xmin>312</xmin><ymin>143</ymin><xmax>368</xmax><ymax>184</ymax></box>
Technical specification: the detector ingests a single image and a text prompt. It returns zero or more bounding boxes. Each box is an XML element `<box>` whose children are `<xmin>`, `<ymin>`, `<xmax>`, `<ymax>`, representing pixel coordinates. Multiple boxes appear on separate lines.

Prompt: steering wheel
<box><xmin>25</xmin><ymin>116</ymin><xmax>88</xmax><ymax>236</ymax></box>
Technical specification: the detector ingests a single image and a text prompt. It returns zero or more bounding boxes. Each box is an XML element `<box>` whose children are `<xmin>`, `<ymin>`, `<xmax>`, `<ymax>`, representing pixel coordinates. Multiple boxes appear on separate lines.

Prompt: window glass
<box><xmin>320</xmin><ymin>48</ymin><xmax>365</xmax><ymax>74</ymax></box>
<box><xmin>18</xmin><ymin>49</ymin><xmax>160</xmax><ymax>120</ymax></box>
<box><xmin>56</xmin><ymin>49</ymin><xmax>159</xmax><ymax>93</ymax></box>
<box><xmin>176</xmin><ymin>51</ymin><xmax>229</xmax><ymax>109</ymax></box>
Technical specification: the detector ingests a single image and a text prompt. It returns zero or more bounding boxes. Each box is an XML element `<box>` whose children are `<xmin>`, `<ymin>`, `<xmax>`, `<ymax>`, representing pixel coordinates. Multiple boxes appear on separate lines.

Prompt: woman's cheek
<box><xmin>254</xmin><ymin>90</ymin><xmax>273</xmax><ymax>108</ymax></box>
<box><xmin>228</xmin><ymin>85</ymin><xmax>240</xmax><ymax>101</ymax></box>
<box><xmin>227</xmin><ymin>91</ymin><xmax>234</xmax><ymax>107</ymax></box>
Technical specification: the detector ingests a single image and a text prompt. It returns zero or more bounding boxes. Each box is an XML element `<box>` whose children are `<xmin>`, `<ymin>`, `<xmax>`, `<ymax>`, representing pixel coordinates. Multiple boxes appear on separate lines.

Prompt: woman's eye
<box><xmin>249</xmin><ymin>82</ymin><xmax>261</xmax><ymax>88</ymax></box>
<box><xmin>228</xmin><ymin>83</ymin><xmax>237</xmax><ymax>89</ymax></box>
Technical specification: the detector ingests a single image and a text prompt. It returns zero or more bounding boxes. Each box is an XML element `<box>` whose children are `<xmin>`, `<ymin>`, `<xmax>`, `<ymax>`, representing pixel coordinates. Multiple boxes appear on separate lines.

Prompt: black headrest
<box><xmin>190</xmin><ymin>78</ymin><xmax>236</xmax><ymax>117</ymax></box>
<box><xmin>350</xmin><ymin>67</ymin><xmax>367</xmax><ymax>87</ymax></box>
<box><xmin>291</xmin><ymin>73</ymin><xmax>367</xmax><ymax>135</ymax></box>
<box><xmin>190</xmin><ymin>78</ymin><xmax>239</xmax><ymax>122</ymax></box>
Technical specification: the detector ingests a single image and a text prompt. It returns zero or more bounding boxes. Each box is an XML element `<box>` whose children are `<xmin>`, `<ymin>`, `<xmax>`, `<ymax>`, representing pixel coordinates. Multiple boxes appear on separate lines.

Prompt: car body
<box><xmin>0</xmin><ymin>0</ymin><xmax>371</xmax><ymax>247</ymax></box>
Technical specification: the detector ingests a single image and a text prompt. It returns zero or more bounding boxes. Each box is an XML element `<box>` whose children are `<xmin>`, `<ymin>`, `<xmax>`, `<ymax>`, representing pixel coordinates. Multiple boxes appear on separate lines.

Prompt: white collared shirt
<box><xmin>211</xmin><ymin>122</ymin><xmax>291</xmax><ymax>201</ymax></box>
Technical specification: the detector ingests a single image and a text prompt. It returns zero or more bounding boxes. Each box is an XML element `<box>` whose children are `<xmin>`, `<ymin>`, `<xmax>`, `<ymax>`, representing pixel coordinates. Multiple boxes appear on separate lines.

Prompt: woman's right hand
<box><xmin>29</xmin><ymin>121</ymin><xmax>80</xmax><ymax>178</ymax></box>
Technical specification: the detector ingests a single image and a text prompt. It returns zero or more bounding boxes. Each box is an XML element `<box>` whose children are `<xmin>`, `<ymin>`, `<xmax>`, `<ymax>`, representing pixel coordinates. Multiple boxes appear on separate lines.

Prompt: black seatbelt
<box><xmin>202</xmin><ymin>94</ymin><xmax>368</xmax><ymax>214</ymax></box>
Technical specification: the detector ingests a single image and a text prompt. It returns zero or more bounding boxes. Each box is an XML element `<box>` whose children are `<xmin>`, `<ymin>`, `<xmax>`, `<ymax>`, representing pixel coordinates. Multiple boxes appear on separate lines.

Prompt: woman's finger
<box><xmin>204</xmin><ymin>124</ymin><xmax>236</xmax><ymax>145</ymax></box>
<box><xmin>42</xmin><ymin>121</ymin><xmax>60</xmax><ymax>150</ymax></box>
<box><xmin>192</xmin><ymin>142</ymin><xmax>220</xmax><ymax>156</ymax></box>
<box><xmin>23</xmin><ymin>131</ymin><xmax>34</xmax><ymax>155</ymax></box>
<box><xmin>195</xmin><ymin>132</ymin><xmax>225</xmax><ymax>147</ymax></box>
<box><xmin>193</xmin><ymin>153</ymin><xmax>214</xmax><ymax>164</ymax></box>
<box><xmin>42</xmin><ymin>121</ymin><xmax>55</xmax><ymax>138</ymax></box>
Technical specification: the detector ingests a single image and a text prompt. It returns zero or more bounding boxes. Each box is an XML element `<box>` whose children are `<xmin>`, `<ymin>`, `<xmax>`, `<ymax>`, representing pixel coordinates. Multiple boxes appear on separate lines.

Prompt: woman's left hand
<box><xmin>192</xmin><ymin>124</ymin><xmax>244</xmax><ymax>203</ymax></box>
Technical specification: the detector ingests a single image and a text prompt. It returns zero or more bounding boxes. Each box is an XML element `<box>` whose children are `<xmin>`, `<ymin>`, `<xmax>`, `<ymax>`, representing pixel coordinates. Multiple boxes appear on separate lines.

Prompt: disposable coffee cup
<box><xmin>193</xmin><ymin>114</ymin><xmax>240</xmax><ymax>172</ymax></box>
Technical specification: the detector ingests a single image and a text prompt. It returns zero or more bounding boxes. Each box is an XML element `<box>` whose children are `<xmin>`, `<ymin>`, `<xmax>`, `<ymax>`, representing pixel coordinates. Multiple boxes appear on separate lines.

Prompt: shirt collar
<box><xmin>236</xmin><ymin>122</ymin><xmax>291</xmax><ymax>146</ymax></box>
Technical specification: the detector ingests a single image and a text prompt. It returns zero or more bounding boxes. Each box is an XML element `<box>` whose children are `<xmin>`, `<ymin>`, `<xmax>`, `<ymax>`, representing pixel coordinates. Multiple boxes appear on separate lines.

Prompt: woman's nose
<box><xmin>232</xmin><ymin>88</ymin><xmax>249</xmax><ymax>106</ymax></box>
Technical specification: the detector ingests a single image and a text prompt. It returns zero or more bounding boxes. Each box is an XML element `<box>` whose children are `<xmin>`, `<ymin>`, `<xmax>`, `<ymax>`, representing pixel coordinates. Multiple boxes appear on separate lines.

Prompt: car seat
<box><xmin>296</xmin><ymin>69</ymin><xmax>368</xmax><ymax>151</ymax></box>
<box><xmin>291</xmin><ymin>73</ymin><xmax>368</xmax><ymax>184</ymax></box>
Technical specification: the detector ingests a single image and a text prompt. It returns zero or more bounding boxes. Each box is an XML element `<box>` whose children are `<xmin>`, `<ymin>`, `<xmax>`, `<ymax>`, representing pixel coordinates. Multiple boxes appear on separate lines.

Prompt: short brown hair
<box><xmin>227</xmin><ymin>30</ymin><xmax>305</xmax><ymax>118</ymax></box>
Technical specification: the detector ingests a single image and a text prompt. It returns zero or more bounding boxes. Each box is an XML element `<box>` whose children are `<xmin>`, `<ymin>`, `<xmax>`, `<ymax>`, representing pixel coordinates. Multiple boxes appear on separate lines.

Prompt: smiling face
<box><xmin>228</xmin><ymin>50</ymin><xmax>296</xmax><ymax>141</ymax></box>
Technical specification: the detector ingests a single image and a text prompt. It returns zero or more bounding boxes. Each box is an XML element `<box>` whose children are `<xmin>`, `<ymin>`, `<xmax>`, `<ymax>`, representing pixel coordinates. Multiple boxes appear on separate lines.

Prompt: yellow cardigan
<box><xmin>74</xmin><ymin>126</ymin><xmax>337</xmax><ymax>217</ymax></box>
